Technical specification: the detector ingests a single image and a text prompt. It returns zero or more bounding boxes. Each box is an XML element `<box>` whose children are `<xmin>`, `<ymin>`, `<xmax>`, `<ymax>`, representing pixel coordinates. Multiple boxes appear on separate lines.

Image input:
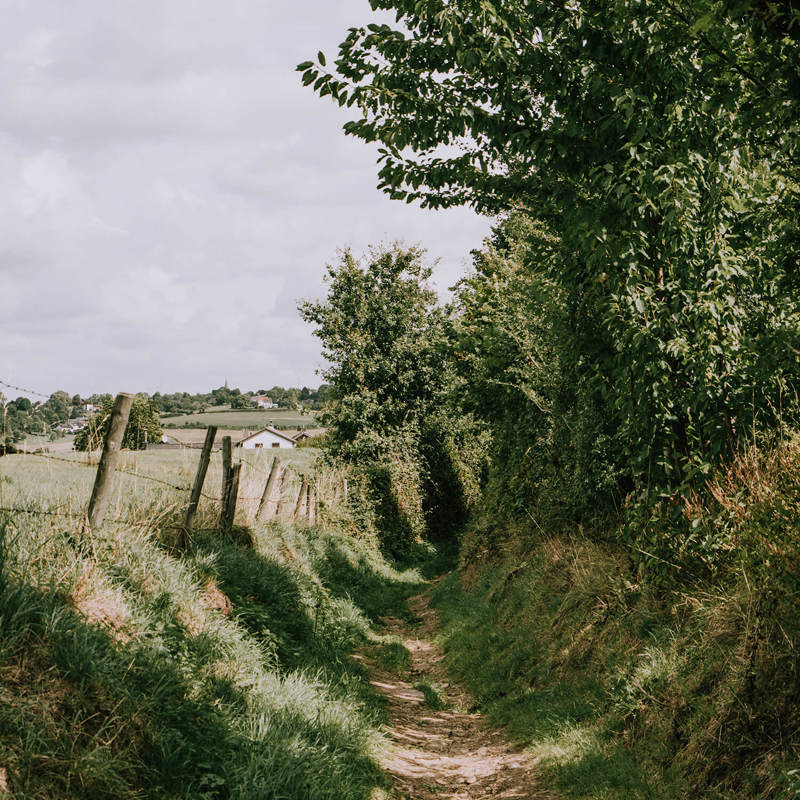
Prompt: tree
<box><xmin>74</xmin><ymin>397</ymin><xmax>162</xmax><ymax>451</ymax></box>
<box><xmin>300</xmin><ymin>243</ymin><xmax>487</xmax><ymax>547</ymax></box>
<box><xmin>299</xmin><ymin>244</ymin><xmax>447</xmax><ymax>461</ymax></box>
<box><xmin>230</xmin><ymin>392</ymin><xmax>251</xmax><ymax>409</ymax></box>
<box><xmin>303</xmin><ymin>0</ymin><xmax>800</xmax><ymax>506</ymax></box>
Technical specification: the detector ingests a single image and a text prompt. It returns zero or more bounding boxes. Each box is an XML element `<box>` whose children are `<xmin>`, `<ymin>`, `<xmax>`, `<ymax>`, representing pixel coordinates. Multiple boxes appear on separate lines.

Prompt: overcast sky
<box><xmin>0</xmin><ymin>1</ymin><xmax>490</xmax><ymax>398</ymax></box>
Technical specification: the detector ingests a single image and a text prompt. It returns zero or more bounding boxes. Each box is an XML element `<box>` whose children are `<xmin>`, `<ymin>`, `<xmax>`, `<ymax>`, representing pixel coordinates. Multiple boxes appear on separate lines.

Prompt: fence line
<box><xmin>0</xmin><ymin>505</ymin><xmax>85</xmax><ymax>520</ymax></box>
<box><xmin>3</xmin><ymin>445</ymin><xmax>325</xmax><ymax>517</ymax></box>
<box><xmin>2</xmin><ymin>391</ymin><xmax>342</xmax><ymax>544</ymax></box>
<box><xmin>0</xmin><ymin>377</ymin><xmax>52</xmax><ymax>400</ymax></box>
<box><xmin>9</xmin><ymin>450</ymin><xmax>226</xmax><ymax>501</ymax></box>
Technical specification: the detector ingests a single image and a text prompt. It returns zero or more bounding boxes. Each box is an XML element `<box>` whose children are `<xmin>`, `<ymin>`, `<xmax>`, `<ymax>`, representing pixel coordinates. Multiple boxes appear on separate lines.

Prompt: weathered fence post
<box><xmin>219</xmin><ymin>436</ymin><xmax>233</xmax><ymax>533</ymax></box>
<box><xmin>305</xmin><ymin>482</ymin><xmax>314</xmax><ymax>524</ymax></box>
<box><xmin>182</xmin><ymin>425</ymin><xmax>217</xmax><ymax>539</ymax></box>
<box><xmin>256</xmin><ymin>456</ymin><xmax>282</xmax><ymax>521</ymax></box>
<box><xmin>293</xmin><ymin>478</ymin><xmax>308</xmax><ymax>521</ymax></box>
<box><xmin>222</xmin><ymin>462</ymin><xmax>241</xmax><ymax>535</ymax></box>
<box><xmin>86</xmin><ymin>392</ymin><xmax>133</xmax><ymax>530</ymax></box>
<box><xmin>343</xmin><ymin>478</ymin><xmax>348</xmax><ymax>503</ymax></box>
<box><xmin>275</xmin><ymin>469</ymin><xmax>291</xmax><ymax>519</ymax></box>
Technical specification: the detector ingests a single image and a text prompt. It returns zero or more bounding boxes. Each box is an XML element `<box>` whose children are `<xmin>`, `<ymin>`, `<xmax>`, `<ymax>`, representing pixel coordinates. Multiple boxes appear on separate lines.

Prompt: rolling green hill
<box><xmin>161</xmin><ymin>407</ymin><xmax>317</xmax><ymax>431</ymax></box>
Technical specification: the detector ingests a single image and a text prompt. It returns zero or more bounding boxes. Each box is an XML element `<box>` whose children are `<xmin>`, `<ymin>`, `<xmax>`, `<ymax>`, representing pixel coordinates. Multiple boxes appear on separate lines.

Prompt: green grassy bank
<box><xmin>433</xmin><ymin>444</ymin><xmax>800</xmax><ymax>799</ymax></box>
<box><xmin>0</xmin><ymin>454</ymin><xmax>424</xmax><ymax>799</ymax></box>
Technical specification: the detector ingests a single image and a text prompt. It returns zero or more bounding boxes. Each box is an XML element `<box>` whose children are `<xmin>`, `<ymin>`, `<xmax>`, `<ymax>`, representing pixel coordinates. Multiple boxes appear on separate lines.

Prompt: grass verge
<box><xmin>0</xmin><ymin>455</ymin><xmax>425</xmax><ymax>799</ymax></box>
<box><xmin>433</xmin><ymin>520</ymin><xmax>800</xmax><ymax>799</ymax></box>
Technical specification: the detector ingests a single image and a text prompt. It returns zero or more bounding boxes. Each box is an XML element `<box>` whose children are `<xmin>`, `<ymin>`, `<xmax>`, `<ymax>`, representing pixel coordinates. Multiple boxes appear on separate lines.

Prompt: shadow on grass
<box><xmin>0</xmin><ymin>520</ymin><xmax>394</xmax><ymax>800</ymax></box>
<box><xmin>431</xmin><ymin>571</ymin><xmax>669</xmax><ymax>800</ymax></box>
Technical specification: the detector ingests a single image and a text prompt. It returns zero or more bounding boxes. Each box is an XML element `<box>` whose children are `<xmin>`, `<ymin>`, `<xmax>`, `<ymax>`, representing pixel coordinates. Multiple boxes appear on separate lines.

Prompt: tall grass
<box><xmin>432</xmin><ymin>439</ymin><xmax>800</xmax><ymax>800</ymax></box>
<box><xmin>0</xmin><ymin>450</ymin><xmax>424</xmax><ymax>799</ymax></box>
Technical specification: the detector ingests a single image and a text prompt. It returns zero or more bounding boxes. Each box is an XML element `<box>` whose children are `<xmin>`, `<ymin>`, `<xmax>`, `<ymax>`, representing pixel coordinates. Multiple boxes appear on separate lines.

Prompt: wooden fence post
<box><xmin>275</xmin><ymin>469</ymin><xmax>291</xmax><ymax>519</ymax></box>
<box><xmin>343</xmin><ymin>478</ymin><xmax>348</xmax><ymax>502</ymax></box>
<box><xmin>293</xmin><ymin>478</ymin><xmax>308</xmax><ymax>521</ymax></box>
<box><xmin>222</xmin><ymin>463</ymin><xmax>241</xmax><ymax>535</ymax></box>
<box><xmin>182</xmin><ymin>425</ymin><xmax>217</xmax><ymax>538</ymax></box>
<box><xmin>256</xmin><ymin>456</ymin><xmax>282</xmax><ymax>521</ymax></box>
<box><xmin>219</xmin><ymin>436</ymin><xmax>233</xmax><ymax>533</ymax></box>
<box><xmin>305</xmin><ymin>482</ymin><xmax>314</xmax><ymax>524</ymax></box>
<box><xmin>86</xmin><ymin>392</ymin><xmax>133</xmax><ymax>531</ymax></box>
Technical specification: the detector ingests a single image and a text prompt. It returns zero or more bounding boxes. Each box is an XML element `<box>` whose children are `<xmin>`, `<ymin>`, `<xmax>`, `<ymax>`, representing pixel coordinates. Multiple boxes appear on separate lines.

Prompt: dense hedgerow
<box><xmin>434</xmin><ymin>437</ymin><xmax>800</xmax><ymax>798</ymax></box>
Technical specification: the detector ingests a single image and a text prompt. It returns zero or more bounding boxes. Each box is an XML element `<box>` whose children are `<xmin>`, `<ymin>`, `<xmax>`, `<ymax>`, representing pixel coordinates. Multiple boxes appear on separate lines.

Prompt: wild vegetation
<box><xmin>295</xmin><ymin>1</ymin><xmax>800</xmax><ymax>795</ymax></box>
<box><xmin>0</xmin><ymin>448</ymin><xmax>425</xmax><ymax>799</ymax></box>
<box><xmin>2</xmin><ymin>1</ymin><xmax>799</xmax><ymax>797</ymax></box>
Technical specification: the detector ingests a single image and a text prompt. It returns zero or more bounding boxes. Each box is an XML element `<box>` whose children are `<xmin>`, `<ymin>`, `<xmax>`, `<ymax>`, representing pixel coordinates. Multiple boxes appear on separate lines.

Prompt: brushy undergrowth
<box><xmin>0</xmin><ymin>452</ymin><xmax>425</xmax><ymax>799</ymax></box>
<box><xmin>433</xmin><ymin>441</ymin><xmax>800</xmax><ymax>800</ymax></box>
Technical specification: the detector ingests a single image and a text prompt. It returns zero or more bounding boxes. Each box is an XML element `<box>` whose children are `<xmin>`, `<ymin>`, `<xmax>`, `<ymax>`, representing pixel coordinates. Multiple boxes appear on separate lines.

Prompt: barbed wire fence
<box><xmin>1</xmin><ymin>384</ymin><xmax>340</xmax><ymax>546</ymax></box>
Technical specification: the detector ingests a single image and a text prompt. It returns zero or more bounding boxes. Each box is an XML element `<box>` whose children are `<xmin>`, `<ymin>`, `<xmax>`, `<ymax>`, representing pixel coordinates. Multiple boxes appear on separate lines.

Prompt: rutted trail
<box><xmin>363</xmin><ymin>582</ymin><xmax>550</xmax><ymax>800</ymax></box>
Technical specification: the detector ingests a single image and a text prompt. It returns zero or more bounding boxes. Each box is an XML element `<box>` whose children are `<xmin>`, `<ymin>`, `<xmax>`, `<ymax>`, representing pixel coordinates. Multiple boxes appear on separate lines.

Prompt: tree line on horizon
<box><xmin>0</xmin><ymin>383</ymin><xmax>331</xmax><ymax>444</ymax></box>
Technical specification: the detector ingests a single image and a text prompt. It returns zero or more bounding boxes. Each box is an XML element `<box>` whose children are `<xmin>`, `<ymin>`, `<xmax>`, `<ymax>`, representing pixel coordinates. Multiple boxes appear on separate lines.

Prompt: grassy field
<box><xmin>1</xmin><ymin>447</ymin><xmax>322</xmax><ymax>524</ymax></box>
<box><xmin>0</xmin><ymin>447</ymin><xmax>424</xmax><ymax>799</ymax></box>
<box><xmin>161</xmin><ymin>407</ymin><xmax>317</xmax><ymax>431</ymax></box>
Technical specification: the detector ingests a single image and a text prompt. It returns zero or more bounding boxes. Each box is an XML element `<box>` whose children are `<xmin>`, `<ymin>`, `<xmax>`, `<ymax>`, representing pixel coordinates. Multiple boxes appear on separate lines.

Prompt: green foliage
<box><xmin>300</xmin><ymin>244</ymin><xmax>446</xmax><ymax>463</ymax></box>
<box><xmin>411</xmin><ymin>680</ymin><xmax>447</xmax><ymax>711</ymax></box>
<box><xmin>1</xmin><ymin>391</ymin><xmax>76</xmax><ymax>443</ymax></box>
<box><xmin>434</xmin><ymin>502</ymin><xmax>800</xmax><ymax>799</ymax></box>
<box><xmin>376</xmin><ymin>639</ymin><xmax>412</xmax><ymax>672</ymax></box>
<box><xmin>73</xmin><ymin>397</ymin><xmax>162</xmax><ymax>451</ymax></box>
<box><xmin>306</xmin><ymin>0</ymin><xmax>800</xmax><ymax>570</ymax></box>
<box><xmin>300</xmin><ymin>245</ymin><xmax>488</xmax><ymax>549</ymax></box>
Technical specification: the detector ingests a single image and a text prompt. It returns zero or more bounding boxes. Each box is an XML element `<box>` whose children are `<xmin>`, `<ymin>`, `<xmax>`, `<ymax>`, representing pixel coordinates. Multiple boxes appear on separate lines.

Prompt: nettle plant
<box><xmin>301</xmin><ymin>0</ymin><xmax>800</xmax><ymax>566</ymax></box>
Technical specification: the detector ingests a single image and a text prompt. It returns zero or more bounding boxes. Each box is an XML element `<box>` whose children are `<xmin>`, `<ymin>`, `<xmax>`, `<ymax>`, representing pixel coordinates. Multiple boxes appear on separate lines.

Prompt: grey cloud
<box><xmin>0</xmin><ymin>1</ymin><xmax>490</xmax><ymax>398</ymax></box>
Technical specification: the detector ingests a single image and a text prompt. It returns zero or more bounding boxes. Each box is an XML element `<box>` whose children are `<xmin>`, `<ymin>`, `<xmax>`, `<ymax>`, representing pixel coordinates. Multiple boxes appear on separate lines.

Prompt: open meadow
<box><xmin>0</xmin><ymin>446</ymin><xmax>322</xmax><ymax>528</ymax></box>
<box><xmin>160</xmin><ymin>407</ymin><xmax>317</xmax><ymax>431</ymax></box>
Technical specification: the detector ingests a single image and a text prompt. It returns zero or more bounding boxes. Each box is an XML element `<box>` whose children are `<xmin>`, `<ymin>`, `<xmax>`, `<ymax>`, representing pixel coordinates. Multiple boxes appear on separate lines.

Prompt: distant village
<box><xmin>0</xmin><ymin>384</ymin><xmax>329</xmax><ymax>448</ymax></box>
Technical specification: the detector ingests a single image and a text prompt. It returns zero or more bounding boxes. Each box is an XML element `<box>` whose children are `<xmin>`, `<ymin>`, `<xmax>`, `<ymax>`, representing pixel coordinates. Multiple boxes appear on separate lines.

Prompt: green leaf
<box><xmin>688</xmin><ymin>13</ymin><xmax>714</xmax><ymax>36</ymax></box>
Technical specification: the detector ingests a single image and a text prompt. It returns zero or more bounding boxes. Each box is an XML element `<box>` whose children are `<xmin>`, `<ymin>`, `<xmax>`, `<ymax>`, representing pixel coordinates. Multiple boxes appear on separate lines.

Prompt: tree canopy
<box><xmin>74</xmin><ymin>397</ymin><xmax>162</xmax><ymax>452</ymax></box>
<box><xmin>303</xmin><ymin>0</ymin><xmax>800</xmax><ymax>498</ymax></box>
<box><xmin>302</xmin><ymin>0</ymin><xmax>800</xmax><ymax>571</ymax></box>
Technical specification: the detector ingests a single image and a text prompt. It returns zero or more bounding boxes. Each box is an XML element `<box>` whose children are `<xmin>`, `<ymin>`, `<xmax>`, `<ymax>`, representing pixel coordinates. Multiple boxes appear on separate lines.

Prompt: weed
<box><xmin>411</xmin><ymin>680</ymin><xmax>447</xmax><ymax>710</ymax></box>
<box><xmin>376</xmin><ymin>640</ymin><xmax>412</xmax><ymax>673</ymax></box>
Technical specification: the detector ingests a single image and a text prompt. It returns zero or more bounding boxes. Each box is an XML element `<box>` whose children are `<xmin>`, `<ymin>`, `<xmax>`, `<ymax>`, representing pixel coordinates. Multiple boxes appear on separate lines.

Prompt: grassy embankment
<box><xmin>433</xmin><ymin>443</ymin><xmax>800</xmax><ymax>799</ymax></box>
<box><xmin>0</xmin><ymin>448</ymin><xmax>423</xmax><ymax>799</ymax></box>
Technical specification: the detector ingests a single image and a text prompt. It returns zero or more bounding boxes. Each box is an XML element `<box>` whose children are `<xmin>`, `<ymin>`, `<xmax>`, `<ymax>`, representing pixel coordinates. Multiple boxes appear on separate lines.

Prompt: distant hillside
<box><xmin>160</xmin><ymin>407</ymin><xmax>317</xmax><ymax>431</ymax></box>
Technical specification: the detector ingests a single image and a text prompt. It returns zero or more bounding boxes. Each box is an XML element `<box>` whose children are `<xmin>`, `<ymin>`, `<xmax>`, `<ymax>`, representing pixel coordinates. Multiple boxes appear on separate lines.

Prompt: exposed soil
<box><xmin>364</xmin><ymin>583</ymin><xmax>551</xmax><ymax>799</ymax></box>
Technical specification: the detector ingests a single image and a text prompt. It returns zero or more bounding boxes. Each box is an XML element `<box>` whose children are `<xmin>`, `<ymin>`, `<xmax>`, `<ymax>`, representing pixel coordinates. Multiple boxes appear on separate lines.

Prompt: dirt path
<box><xmin>363</xmin><ymin>584</ymin><xmax>550</xmax><ymax>799</ymax></box>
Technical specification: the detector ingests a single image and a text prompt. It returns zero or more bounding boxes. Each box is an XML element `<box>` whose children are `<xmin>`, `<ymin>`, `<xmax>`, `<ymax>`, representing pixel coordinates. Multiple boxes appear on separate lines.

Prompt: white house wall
<box><xmin>240</xmin><ymin>430</ymin><xmax>296</xmax><ymax>449</ymax></box>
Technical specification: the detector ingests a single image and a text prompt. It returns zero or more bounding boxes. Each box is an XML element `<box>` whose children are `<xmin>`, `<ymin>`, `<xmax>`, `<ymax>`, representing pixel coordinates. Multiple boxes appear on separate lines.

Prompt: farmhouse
<box><xmin>292</xmin><ymin>430</ymin><xmax>315</xmax><ymax>443</ymax></box>
<box><xmin>252</xmin><ymin>395</ymin><xmax>276</xmax><ymax>409</ymax></box>
<box><xmin>236</xmin><ymin>426</ymin><xmax>296</xmax><ymax>449</ymax></box>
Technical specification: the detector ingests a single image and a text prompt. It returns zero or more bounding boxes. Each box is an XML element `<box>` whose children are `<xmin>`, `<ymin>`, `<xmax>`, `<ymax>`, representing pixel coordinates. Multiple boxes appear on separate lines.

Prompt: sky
<box><xmin>0</xmin><ymin>0</ymin><xmax>491</xmax><ymax>398</ymax></box>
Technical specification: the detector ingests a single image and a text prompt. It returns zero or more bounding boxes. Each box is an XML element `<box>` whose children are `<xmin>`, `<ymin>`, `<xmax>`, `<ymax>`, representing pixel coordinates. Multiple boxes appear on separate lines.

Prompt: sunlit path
<box><xmin>364</xmin><ymin>584</ymin><xmax>550</xmax><ymax>800</ymax></box>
